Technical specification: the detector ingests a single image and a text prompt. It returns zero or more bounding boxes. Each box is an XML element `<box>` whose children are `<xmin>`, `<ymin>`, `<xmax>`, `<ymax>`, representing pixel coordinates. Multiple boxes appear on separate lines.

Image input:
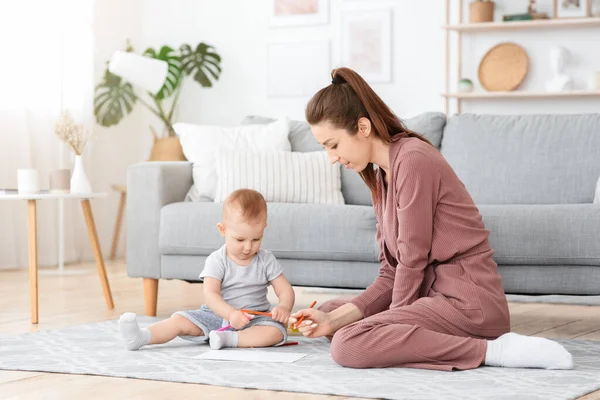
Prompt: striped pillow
<box><xmin>214</xmin><ymin>150</ymin><xmax>345</xmax><ymax>205</ymax></box>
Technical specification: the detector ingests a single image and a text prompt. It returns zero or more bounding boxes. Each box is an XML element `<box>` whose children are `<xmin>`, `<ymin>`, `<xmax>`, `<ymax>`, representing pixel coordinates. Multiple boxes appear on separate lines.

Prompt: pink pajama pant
<box><xmin>320</xmin><ymin>295</ymin><xmax>509</xmax><ymax>371</ymax></box>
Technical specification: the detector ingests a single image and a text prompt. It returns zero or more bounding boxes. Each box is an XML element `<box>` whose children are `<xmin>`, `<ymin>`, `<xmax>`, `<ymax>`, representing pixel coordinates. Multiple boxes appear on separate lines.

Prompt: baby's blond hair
<box><xmin>223</xmin><ymin>189</ymin><xmax>267</xmax><ymax>223</ymax></box>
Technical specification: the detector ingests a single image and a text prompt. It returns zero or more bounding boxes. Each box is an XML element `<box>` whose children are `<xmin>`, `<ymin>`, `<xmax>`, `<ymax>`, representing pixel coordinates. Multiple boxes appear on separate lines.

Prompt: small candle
<box><xmin>17</xmin><ymin>169</ymin><xmax>40</xmax><ymax>194</ymax></box>
<box><xmin>49</xmin><ymin>169</ymin><xmax>71</xmax><ymax>193</ymax></box>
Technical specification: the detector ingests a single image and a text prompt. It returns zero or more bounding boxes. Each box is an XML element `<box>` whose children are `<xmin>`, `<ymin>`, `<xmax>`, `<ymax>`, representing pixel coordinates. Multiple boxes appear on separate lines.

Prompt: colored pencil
<box><xmin>294</xmin><ymin>300</ymin><xmax>317</xmax><ymax>329</ymax></box>
<box><xmin>240</xmin><ymin>309</ymin><xmax>272</xmax><ymax>317</ymax></box>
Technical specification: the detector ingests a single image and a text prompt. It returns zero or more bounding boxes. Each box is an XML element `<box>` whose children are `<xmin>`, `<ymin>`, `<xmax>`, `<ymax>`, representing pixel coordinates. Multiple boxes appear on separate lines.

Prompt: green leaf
<box><xmin>180</xmin><ymin>42</ymin><xmax>222</xmax><ymax>88</ymax></box>
<box><xmin>143</xmin><ymin>45</ymin><xmax>183</xmax><ymax>100</ymax></box>
<box><xmin>93</xmin><ymin>69</ymin><xmax>137</xmax><ymax>127</ymax></box>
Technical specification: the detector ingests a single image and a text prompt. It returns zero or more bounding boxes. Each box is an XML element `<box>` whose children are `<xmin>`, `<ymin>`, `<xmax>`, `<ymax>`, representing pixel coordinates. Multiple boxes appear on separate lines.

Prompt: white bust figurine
<box><xmin>546</xmin><ymin>46</ymin><xmax>574</xmax><ymax>92</ymax></box>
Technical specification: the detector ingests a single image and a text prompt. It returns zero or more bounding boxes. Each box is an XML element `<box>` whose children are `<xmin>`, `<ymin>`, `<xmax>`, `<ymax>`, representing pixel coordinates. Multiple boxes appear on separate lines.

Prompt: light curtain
<box><xmin>0</xmin><ymin>0</ymin><xmax>94</xmax><ymax>269</ymax></box>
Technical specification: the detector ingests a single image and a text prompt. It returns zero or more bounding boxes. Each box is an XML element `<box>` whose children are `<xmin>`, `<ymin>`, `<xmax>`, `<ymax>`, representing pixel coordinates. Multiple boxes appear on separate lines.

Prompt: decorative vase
<box><xmin>469</xmin><ymin>1</ymin><xmax>495</xmax><ymax>23</ymax></box>
<box><xmin>70</xmin><ymin>155</ymin><xmax>92</xmax><ymax>193</ymax></box>
<box><xmin>148</xmin><ymin>136</ymin><xmax>187</xmax><ymax>161</ymax></box>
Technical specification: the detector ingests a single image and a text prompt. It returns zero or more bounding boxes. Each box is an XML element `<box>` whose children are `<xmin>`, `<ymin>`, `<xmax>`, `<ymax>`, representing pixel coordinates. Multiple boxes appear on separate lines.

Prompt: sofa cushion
<box><xmin>159</xmin><ymin>201</ymin><xmax>378</xmax><ymax>262</ymax></box>
<box><xmin>441</xmin><ymin>113</ymin><xmax>600</xmax><ymax>204</ymax></box>
<box><xmin>214</xmin><ymin>149</ymin><xmax>344</xmax><ymax>205</ymax></box>
<box><xmin>159</xmin><ymin>202</ymin><xmax>600</xmax><ymax>269</ymax></box>
<box><xmin>241</xmin><ymin>112</ymin><xmax>446</xmax><ymax>207</ymax></box>
<box><xmin>479</xmin><ymin>204</ymin><xmax>600</xmax><ymax>266</ymax></box>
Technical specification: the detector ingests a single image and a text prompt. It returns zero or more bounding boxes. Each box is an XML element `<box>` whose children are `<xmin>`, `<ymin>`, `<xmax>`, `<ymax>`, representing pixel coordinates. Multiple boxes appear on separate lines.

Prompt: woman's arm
<box><xmin>328</xmin><ymin>303</ymin><xmax>364</xmax><ymax>332</ymax></box>
<box><xmin>390</xmin><ymin>151</ymin><xmax>440</xmax><ymax>308</ymax></box>
<box><xmin>290</xmin><ymin>303</ymin><xmax>364</xmax><ymax>338</ymax></box>
<box><xmin>348</xmin><ymin>222</ymin><xmax>395</xmax><ymax>318</ymax></box>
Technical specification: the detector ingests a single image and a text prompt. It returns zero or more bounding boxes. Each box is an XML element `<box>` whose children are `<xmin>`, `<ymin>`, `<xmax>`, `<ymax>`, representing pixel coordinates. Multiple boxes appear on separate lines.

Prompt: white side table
<box><xmin>0</xmin><ymin>192</ymin><xmax>114</xmax><ymax>324</ymax></box>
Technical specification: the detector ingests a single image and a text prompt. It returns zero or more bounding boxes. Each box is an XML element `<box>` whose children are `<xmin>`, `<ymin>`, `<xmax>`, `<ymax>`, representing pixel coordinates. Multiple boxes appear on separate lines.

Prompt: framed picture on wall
<box><xmin>269</xmin><ymin>0</ymin><xmax>329</xmax><ymax>27</ymax></box>
<box><xmin>553</xmin><ymin>0</ymin><xmax>592</xmax><ymax>18</ymax></box>
<box><xmin>340</xmin><ymin>9</ymin><xmax>392</xmax><ymax>83</ymax></box>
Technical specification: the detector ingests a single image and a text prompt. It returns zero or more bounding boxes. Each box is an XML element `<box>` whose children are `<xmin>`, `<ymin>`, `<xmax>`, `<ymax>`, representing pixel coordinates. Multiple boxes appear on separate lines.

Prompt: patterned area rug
<box><xmin>1</xmin><ymin>318</ymin><xmax>600</xmax><ymax>400</ymax></box>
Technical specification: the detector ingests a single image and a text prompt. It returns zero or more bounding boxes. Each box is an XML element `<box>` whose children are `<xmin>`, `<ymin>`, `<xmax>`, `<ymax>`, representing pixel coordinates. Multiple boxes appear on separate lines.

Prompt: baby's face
<box><xmin>219</xmin><ymin>213</ymin><xmax>266</xmax><ymax>264</ymax></box>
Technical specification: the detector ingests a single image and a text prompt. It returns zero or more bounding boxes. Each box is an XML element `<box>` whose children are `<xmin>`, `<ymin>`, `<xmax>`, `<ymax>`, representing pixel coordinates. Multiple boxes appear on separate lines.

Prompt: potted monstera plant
<box><xmin>94</xmin><ymin>40</ymin><xmax>222</xmax><ymax>161</ymax></box>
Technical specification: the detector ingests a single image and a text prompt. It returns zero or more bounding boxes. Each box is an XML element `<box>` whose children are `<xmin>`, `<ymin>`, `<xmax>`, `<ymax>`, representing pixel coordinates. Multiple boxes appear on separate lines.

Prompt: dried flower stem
<box><xmin>54</xmin><ymin>111</ymin><xmax>93</xmax><ymax>155</ymax></box>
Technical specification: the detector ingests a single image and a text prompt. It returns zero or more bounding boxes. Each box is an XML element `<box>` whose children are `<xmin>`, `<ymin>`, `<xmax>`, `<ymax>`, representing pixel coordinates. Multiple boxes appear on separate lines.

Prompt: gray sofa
<box><xmin>127</xmin><ymin>113</ymin><xmax>600</xmax><ymax>316</ymax></box>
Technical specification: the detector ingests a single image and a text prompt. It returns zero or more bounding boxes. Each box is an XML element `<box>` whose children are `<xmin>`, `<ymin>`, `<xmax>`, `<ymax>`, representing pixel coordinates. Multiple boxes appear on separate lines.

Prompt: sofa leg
<box><xmin>143</xmin><ymin>278</ymin><xmax>158</xmax><ymax>317</ymax></box>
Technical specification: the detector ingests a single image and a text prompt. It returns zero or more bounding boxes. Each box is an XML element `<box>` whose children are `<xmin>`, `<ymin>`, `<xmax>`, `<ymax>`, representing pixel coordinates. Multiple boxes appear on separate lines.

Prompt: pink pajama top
<box><xmin>350</xmin><ymin>136</ymin><xmax>510</xmax><ymax>334</ymax></box>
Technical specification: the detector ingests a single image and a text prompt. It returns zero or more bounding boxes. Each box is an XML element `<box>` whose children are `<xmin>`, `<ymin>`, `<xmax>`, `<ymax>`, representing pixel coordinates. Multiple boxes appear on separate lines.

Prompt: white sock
<box><xmin>484</xmin><ymin>332</ymin><xmax>574</xmax><ymax>369</ymax></box>
<box><xmin>119</xmin><ymin>312</ymin><xmax>151</xmax><ymax>351</ymax></box>
<box><xmin>209</xmin><ymin>330</ymin><xmax>238</xmax><ymax>350</ymax></box>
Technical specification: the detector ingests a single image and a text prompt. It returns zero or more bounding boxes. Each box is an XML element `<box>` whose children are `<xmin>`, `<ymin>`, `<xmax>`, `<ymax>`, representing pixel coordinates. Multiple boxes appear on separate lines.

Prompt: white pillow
<box><xmin>175</xmin><ymin>118</ymin><xmax>291</xmax><ymax>201</ymax></box>
<box><xmin>595</xmin><ymin>176</ymin><xmax>600</xmax><ymax>204</ymax></box>
<box><xmin>214</xmin><ymin>149</ymin><xmax>345</xmax><ymax>205</ymax></box>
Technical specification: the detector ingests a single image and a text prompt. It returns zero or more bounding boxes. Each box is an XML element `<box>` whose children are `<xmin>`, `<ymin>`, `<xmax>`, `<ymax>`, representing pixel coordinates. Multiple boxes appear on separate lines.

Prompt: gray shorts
<box><xmin>173</xmin><ymin>305</ymin><xmax>288</xmax><ymax>346</ymax></box>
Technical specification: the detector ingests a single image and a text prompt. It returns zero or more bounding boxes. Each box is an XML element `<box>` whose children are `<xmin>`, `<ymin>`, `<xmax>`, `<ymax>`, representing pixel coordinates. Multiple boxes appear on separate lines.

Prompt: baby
<box><xmin>118</xmin><ymin>188</ymin><xmax>295</xmax><ymax>350</ymax></box>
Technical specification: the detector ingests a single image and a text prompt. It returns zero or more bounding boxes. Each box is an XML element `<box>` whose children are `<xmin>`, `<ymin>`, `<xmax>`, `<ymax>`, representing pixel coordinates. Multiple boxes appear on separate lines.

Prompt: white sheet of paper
<box><xmin>193</xmin><ymin>350</ymin><xmax>307</xmax><ymax>363</ymax></box>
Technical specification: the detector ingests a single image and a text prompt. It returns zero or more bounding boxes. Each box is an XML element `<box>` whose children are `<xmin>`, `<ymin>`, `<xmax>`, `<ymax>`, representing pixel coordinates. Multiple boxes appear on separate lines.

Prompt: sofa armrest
<box><xmin>126</xmin><ymin>161</ymin><xmax>193</xmax><ymax>279</ymax></box>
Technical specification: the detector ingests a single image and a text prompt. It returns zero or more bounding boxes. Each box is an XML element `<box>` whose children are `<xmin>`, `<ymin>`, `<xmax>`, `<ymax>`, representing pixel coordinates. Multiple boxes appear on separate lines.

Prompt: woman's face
<box><xmin>311</xmin><ymin>118</ymin><xmax>372</xmax><ymax>172</ymax></box>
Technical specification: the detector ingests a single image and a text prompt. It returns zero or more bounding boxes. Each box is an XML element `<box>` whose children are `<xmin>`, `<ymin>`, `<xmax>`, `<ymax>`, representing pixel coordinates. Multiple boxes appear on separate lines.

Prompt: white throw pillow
<box><xmin>595</xmin><ymin>176</ymin><xmax>600</xmax><ymax>204</ymax></box>
<box><xmin>214</xmin><ymin>150</ymin><xmax>345</xmax><ymax>205</ymax></box>
<box><xmin>175</xmin><ymin>118</ymin><xmax>291</xmax><ymax>201</ymax></box>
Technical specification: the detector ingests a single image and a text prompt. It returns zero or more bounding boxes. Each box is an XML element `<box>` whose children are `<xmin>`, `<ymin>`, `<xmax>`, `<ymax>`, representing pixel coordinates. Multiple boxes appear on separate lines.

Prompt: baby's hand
<box><xmin>229</xmin><ymin>310</ymin><xmax>252</xmax><ymax>329</ymax></box>
<box><xmin>271</xmin><ymin>306</ymin><xmax>291</xmax><ymax>324</ymax></box>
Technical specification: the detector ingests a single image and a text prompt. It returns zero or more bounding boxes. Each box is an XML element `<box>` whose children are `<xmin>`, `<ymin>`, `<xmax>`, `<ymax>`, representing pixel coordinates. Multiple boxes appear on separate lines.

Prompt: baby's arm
<box><xmin>270</xmin><ymin>274</ymin><xmax>295</xmax><ymax>324</ymax></box>
<box><xmin>203</xmin><ymin>277</ymin><xmax>237</xmax><ymax>319</ymax></box>
<box><xmin>203</xmin><ymin>277</ymin><xmax>251</xmax><ymax>329</ymax></box>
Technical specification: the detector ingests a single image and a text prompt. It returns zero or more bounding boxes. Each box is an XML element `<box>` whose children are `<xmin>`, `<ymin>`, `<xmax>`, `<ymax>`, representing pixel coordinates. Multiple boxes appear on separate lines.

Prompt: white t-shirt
<box><xmin>200</xmin><ymin>245</ymin><xmax>283</xmax><ymax>312</ymax></box>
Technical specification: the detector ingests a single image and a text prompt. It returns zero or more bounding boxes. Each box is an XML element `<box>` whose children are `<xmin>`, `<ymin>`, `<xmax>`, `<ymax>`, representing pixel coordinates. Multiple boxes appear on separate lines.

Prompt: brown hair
<box><xmin>305</xmin><ymin>67</ymin><xmax>433</xmax><ymax>203</ymax></box>
<box><xmin>223</xmin><ymin>189</ymin><xmax>267</xmax><ymax>223</ymax></box>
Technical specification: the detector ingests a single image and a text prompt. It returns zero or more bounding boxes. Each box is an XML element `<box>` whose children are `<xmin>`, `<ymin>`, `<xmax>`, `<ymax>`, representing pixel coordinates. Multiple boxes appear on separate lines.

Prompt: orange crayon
<box><xmin>294</xmin><ymin>300</ymin><xmax>317</xmax><ymax>330</ymax></box>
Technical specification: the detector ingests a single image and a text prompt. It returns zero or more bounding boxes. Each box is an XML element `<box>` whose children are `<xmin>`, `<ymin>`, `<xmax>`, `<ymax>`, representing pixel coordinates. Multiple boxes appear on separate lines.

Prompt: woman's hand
<box><xmin>289</xmin><ymin>309</ymin><xmax>333</xmax><ymax>338</ymax></box>
<box><xmin>271</xmin><ymin>306</ymin><xmax>291</xmax><ymax>324</ymax></box>
<box><xmin>228</xmin><ymin>310</ymin><xmax>252</xmax><ymax>330</ymax></box>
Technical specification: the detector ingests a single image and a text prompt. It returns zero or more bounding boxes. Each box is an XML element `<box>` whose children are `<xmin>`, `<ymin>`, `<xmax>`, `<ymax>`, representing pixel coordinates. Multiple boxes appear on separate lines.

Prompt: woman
<box><xmin>288</xmin><ymin>67</ymin><xmax>573</xmax><ymax>371</ymax></box>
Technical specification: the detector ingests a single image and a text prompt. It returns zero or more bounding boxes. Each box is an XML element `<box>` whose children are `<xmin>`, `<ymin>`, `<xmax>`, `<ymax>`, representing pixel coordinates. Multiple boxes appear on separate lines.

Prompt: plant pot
<box><xmin>148</xmin><ymin>136</ymin><xmax>187</xmax><ymax>161</ymax></box>
<box><xmin>458</xmin><ymin>79</ymin><xmax>475</xmax><ymax>93</ymax></box>
<box><xmin>470</xmin><ymin>1</ymin><xmax>495</xmax><ymax>23</ymax></box>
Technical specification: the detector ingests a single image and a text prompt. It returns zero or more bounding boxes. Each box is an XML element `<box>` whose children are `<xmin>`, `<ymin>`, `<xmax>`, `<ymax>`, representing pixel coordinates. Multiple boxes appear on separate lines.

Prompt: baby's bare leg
<box><xmin>149</xmin><ymin>314</ymin><xmax>204</xmax><ymax>345</ymax></box>
<box><xmin>238</xmin><ymin>326</ymin><xmax>284</xmax><ymax>348</ymax></box>
<box><xmin>119</xmin><ymin>313</ymin><xmax>203</xmax><ymax>351</ymax></box>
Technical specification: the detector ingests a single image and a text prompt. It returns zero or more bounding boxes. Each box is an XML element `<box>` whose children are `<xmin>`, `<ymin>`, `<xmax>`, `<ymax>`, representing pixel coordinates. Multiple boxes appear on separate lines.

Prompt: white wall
<box><xmin>89</xmin><ymin>0</ymin><xmax>600</xmax><ymax>260</ymax></box>
<box><xmin>135</xmin><ymin>0</ymin><xmax>446</xmax><ymax>126</ymax></box>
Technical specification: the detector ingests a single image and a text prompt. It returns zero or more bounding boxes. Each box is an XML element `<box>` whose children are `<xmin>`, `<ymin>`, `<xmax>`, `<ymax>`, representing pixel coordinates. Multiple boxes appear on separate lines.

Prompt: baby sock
<box><xmin>209</xmin><ymin>330</ymin><xmax>239</xmax><ymax>350</ymax></box>
<box><xmin>119</xmin><ymin>312</ymin><xmax>151</xmax><ymax>351</ymax></box>
<box><xmin>485</xmin><ymin>332</ymin><xmax>574</xmax><ymax>369</ymax></box>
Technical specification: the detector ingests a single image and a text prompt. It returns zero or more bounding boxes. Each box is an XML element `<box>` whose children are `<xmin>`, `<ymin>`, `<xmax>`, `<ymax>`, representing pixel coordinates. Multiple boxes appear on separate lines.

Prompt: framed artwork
<box><xmin>553</xmin><ymin>0</ymin><xmax>592</xmax><ymax>18</ymax></box>
<box><xmin>340</xmin><ymin>9</ymin><xmax>392</xmax><ymax>83</ymax></box>
<box><xmin>266</xmin><ymin>41</ymin><xmax>331</xmax><ymax>97</ymax></box>
<box><xmin>269</xmin><ymin>0</ymin><xmax>329</xmax><ymax>27</ymax></box>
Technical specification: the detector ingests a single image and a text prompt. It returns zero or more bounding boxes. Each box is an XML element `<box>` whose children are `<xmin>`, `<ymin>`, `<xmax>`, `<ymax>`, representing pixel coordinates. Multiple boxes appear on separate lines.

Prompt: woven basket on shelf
<box><xmin>478</xmin><ymin>42</ymin><xmax>529</xmax><ymax>92</ymax></box>
<box><xmin>469</xmin><ymin>1</ymin><xmax>495</xmax><ymax>23</ymax></box>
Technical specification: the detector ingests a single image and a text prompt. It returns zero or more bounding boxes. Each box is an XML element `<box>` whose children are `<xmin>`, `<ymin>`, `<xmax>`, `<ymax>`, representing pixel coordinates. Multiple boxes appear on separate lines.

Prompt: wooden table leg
<box><xmin>110</xmin><ymin>191</ymin><xmax>126</xmax><ymax>261</ymax></box>
<box><xmin>27</xmin><ymin>200</ymin><xmax>38</xmax><ymax>324</ymax></box>
<box><xmin>81</xmin><ymin>199</ymin><xmax>115</xmax><ymax>310</ymax></box>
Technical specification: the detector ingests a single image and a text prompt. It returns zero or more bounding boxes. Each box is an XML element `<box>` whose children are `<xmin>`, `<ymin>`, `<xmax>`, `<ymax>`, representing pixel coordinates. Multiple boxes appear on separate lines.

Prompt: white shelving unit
<box><xmin>443</xmin><ymin>1</ymin><xmax>600</xmax><ymax>114</ymax></box>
